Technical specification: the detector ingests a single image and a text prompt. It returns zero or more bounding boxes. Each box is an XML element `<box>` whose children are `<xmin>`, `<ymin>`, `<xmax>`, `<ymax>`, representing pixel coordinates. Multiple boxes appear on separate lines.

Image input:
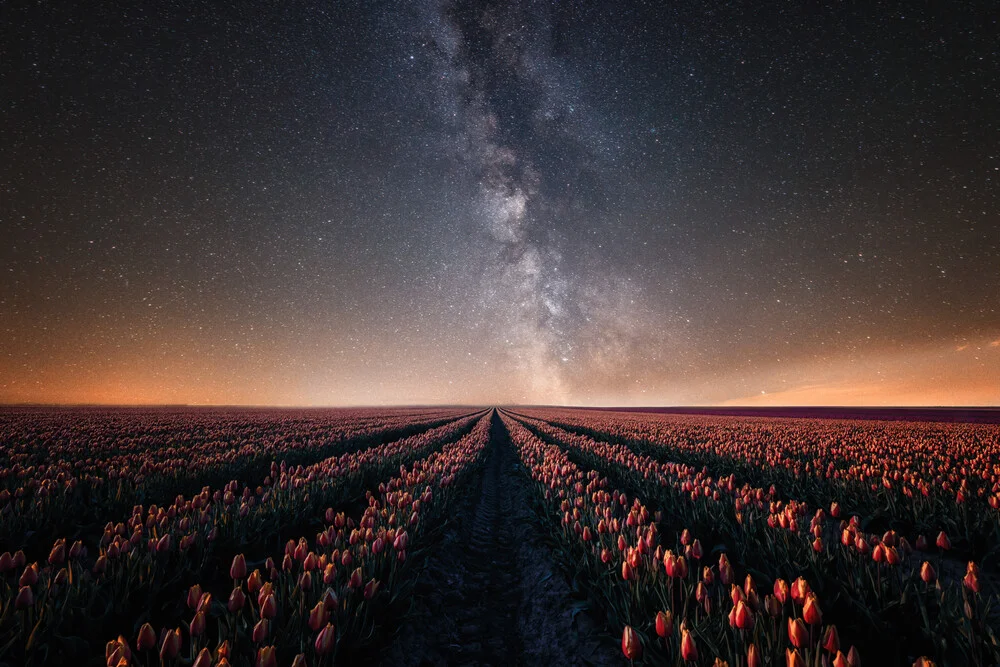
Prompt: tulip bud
<box><xmin>159</xmin><ymin>628</ymin><xmax>181</xmax><ymax>660</ymax></box>
<box><xmin>193</xmin><ymin>648</ymin><xmax>212</xmax><ymax>667</ymax></box>
<box><xmin>260</xmin><ymin>593</ymin><xmax>277</xmax><ymax>619</ymax></box>
<box><xmin>936</xmin><ymin>531</ymin><xmax>951</xmax><ymax>550</ymax></box>
<box><xmin>137</xmin><ymin>623</ymin><xmax>157</xmax><ymax>652</ymax></box>
<box><xmin>253</xmin><ymin>618</ymin><xmax>270</xmax><ymax>643</ymax></box>
<box><xmin>187</xmin><ymin>584</ymin><xmax>203</xmax><ymax>610</ymax></box>
<box><xmin>229</xmin><ymin>586</ymin><xmax>246</xmax><ymax>612</ymax></box>
<box><xmin>256</xmin><ymin>646</ymin><xmax>277</xmax><ymax>667</ymax></box>
<box><xmin>655</xmin><ymin>610</ymin><xmax>673</xmax><ymax>638</ymax></box>
<box><xmin>190</xmin><ymin>611</ymin><xmax>206</xmax><ymax>637</ymax></box>
<box><xmin>231</xmin><ymin>553</ymin><xmax>247</xmax><ymax>580</ymax></box>
<box><xmin>823</xmin><ymin>625</ymin><xmax>840</xmax><ymax>653</ymax></box>
<box><xmin>787</xmin><ymin>648</ymin><xmax>805</xmax><ymax>667</ymax></box>
<box><xmin>349</xmin><ymin>567</ymin><xmax>363</xmax><ymax>589</ymax></box>
<box><xmin>788</xmin><ymin>618</ymin><xmax>808</xmax><ymax>648</ymax></box>
<box><xmin>747</xmin><ymin>643</ymin><xmax>761</xmax><ymax>667</ymax></box>
<box><xmin>364</xmin><ymin>578</ymin><xmax>380</xmax><ymax>599</ymax></box>
<box><xmin>309</xmin><ymin>600</ymin><xmax>329</xmax><ymax>631</ymax></box>
<box><xmin>680</xmin><ymin>628</ymin><xmax>698</xmax><ymax>662</ymax></box>
<box><xmin>803</xmin><ymin>593</ymin><xmax>822</xmax><ymax>625</ymax></box>
<box><xmin>314</xmin><ymin>623</ymin><xmax>336</xmax><ymax>655</ymax></box>
<box><xmin>621</xmin><ymin>625</ymin><xmax>642</xmax><ymax>660</ymax></box>
<box><xmin>14</xmin><ymin>585</ymin><xmax>34</xmax><ymax>610</ymax></box>
<box><xmin>847</xmin><ymin>646</ymin><xmax>860</xmax><ymax>667</ymax></box>
<box><xmin>734</xmin><ymin>600</ymin><xmax>753</xmax><ymax>629</ymax></box>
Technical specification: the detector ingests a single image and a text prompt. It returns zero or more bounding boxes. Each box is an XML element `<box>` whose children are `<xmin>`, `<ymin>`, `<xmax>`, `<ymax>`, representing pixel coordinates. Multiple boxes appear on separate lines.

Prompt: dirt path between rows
<box><xmin>381</xmin><ymin>413</ymin><xmax>621</xmax><ymax>666</ymax></box>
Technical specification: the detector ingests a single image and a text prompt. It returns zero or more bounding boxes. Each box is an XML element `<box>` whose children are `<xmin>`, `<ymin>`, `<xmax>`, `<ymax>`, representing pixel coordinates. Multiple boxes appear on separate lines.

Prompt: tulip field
<box><xmin>2</xmin><ymin>407</ymin><xmax>999</xmax><ymax>666</ymax></box>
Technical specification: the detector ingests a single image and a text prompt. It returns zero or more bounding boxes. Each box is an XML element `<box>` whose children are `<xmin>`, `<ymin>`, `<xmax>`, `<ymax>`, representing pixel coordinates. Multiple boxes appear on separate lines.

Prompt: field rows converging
<box><xmin>0</xmin><ymin>408</ymin><xmax>475</xmax><ymax>557</ymax></box>
<box><xmin>503</xmin><ymin>409</ymin><xmax>999</xmax><ymax>665</ymax></box>
<box><xmin>0</xmin><ymin>410</ymin><xmax>487</xmax><ymax>665</ymax></box>
<box><xmin>2</xmin><ymin>407</ymin><xmax>1000</xmax><ymax>666</ymax></box>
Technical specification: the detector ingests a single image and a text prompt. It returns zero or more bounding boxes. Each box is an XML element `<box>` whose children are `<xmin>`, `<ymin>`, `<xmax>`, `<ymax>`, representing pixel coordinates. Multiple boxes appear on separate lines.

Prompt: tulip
<box><xmin>787</xmin><ymin>648</ymin><xmax>805</xmax><ymax>667</ymax></box>
<box><xmin>655</xmin><ymin>610</ymin><xmax>673</xmax><ymax>638</ymax></box>
<box><xmin>48</xmin><ymin>540</ymin><xmax>66</xmax><ymax>566</ymax></box>
<box><xmin>19</xmin><ymin>565</ymin><xmax>38</xmax><ymax>587</ymax></box>
<box><xmin>253</xmin><ymin>618</ymin><xmax>270</xmax><ymax>643</ymax></box>
<box><xmin>309</xmin><ymin>600</ymin><xmax>329</xmax><ymax>631</ymax></box>
<box><xmin>231</xmin><ymin>553</ymin><xmax>247</xmax><ymax>580</ymax></box>
<box><xmin>747</xmin><ymin>643</ymin><xmax>761</xmax><ymax>667</ymax></box>
<box><xmin>773</xmin><ymin>578</ymin><xmax>789</xmax><ymax>604</ymax></box>
<box><xmin>364</xmin><ymin>578</ymin><xmax>380</xmax><ymax>599</ymax></box>
<box><xmin>260</xmin><ymin>593</ymin><xmax>277</xmax><ymax>619</ymax></box>
<box><xmin>680</xmin><ymin>628</ymin><xmax>698</xmax><ymax>661</ymax></box>
<box><xmin>350</xmin><ymin>567</ymin><xmax>363</xmax><ymax>589</ymax></box>
<box><xmin>315</xmin><ymin>623</ymin><xmax>336</xmax><ymax>655</ymax></box>
<box><xmin>823</xmin><ymin>625</ymin><xmax>840</xmax><ymax>653</ymax></box>
<box><xmin>788</xmin><ymin>618</ymin><xmax>808</xmax><ymax>648</ymax></box>
<box><xmin>137</xmin><ymin>623</ymin><xmax>157</xmax><ymax>652</ymax></box>
<box><xmin>734</xmin><ymin>600</ymin><xmax>753</xmax><ymax>629</ymax></box>
<box><xmin>791</xmin><ymin>577</ymin><xmax>810</xmax><ymax>605</ymax></box>
<box><xmin>159</xmin><ymin>628</ymin><xmax>181</xmax><ymax>660</ymax></box>
<box><xmin>913</xmin><ymin>658</ymin><xmax>937</xmax><ymax>667</ymax></box>
<box><xmin>847</xmin><ymin>646</ymin><xmax>860</xmax><ymax>667</ymax></box>
<box><xmin>803</xmin><ymin>594</ymin><xmax>822</xmax><ymax>625</ymax></box>
<box><xmin>621</xmin><ymin>625</ymin><xmax>642</xmax><ymax>660</ymax></box>
<box><xmin>964</xmin><ymin>562</ymin><xmax>981</xmax><ymax>593</ymax></box>
<box><xmin>321</xmin><ymin>587</ymin><xmax>338</xmax><ymax>611</ymax></box>
<box><xmin>190</xmin><ymin>611</ymin><xmax>206</xmax><ymax>637</ymax></box>
<box><xmin>291</xmin><ymin>655</ymin><xmax>307</xmax><ymax>667</ymax></box>
<box><xmin>719</xmin><ymin>553</ymin><xmax>733</xmax><ymax>585</ymax></box>
<box><xmin>187</xmin><ymin>584</ymin><xmax>203</xmax><ymax>610</ymax></box>
<box><xmin>622</xmin><ymin>561</ymin><xmax>633</xmax><ymax>581</ymax></box>
<box><xmin>833</xmin><ymin>652</ymin><xmax>849</xmax><ymax>667</ymax></box>
<box><xmin>0</xmin><ymin>552</ymin><xmax>12</xmax><ymax>572</ymax></box>
<box><xmin>936</xmin><ymin>531</ymin><xmax>951</xmax><ymax>550</ymax></box>
<box><xmin>193</xmin><ymin>648</ymin><xmax>212</xmax><ymax>667</ymax></box>
<box><xmin>256</xmin><ymin>646</ymin><xmax>277</xmax><ymax>667</ymax></box>
<box><xmin>14</xmin><ymin>585</ymin><xmax>34</xmax><ymax>610</ymax></box>
<box><xmin>229</xmin><ymin>586</ymin><xmax>246</xmax><ymax>612</ymax></box>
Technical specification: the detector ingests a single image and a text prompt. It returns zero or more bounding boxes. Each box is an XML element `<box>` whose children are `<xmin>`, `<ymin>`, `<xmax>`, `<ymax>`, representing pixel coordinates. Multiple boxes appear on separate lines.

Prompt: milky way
<box><xmin>1</xmin><ymin>1</ymin><xmax>998</xmax><ymax>405</ymax></box>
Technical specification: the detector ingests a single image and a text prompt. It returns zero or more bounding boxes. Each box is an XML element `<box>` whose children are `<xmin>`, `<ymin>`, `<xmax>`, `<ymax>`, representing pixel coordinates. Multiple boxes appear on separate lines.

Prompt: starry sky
<box><xmin>1</xmin><ymin>1</ymin><xmax>998</xmax><ymax>406</ymax></box>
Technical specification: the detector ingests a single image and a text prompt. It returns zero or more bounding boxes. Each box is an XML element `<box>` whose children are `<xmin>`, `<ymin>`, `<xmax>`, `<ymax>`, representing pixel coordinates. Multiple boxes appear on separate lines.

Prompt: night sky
<box><xmin>2</xmin><ymin>1</ymin><xmax>998</xmax><ymax>406</ymax></box>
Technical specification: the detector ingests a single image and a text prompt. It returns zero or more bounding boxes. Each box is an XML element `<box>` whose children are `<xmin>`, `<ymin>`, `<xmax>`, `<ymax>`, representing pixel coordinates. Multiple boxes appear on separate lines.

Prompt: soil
<box><xmin>380</xmin><ymin>413</ymin><xmax>622</xmax><ymax>666</ymax></box>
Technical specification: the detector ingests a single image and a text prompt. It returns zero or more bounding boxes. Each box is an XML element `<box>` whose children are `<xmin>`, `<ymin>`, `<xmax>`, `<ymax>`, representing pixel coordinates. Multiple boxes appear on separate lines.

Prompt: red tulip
<box><xmin>0</xmin><ymin>552</ymin><xmax>12</xmax><ymax>572</ymax></box>
<box><xmin>803</xmin><ymin>594</ymin><xmax>822</xmax><ymax>625</ymax></box>
<box><xmin>228</xmin><ymin>586</ymin><xmax>246</xmax><ymax>612</ymax></box>
<box><xmin>193</xmin><ymin>648</ymin><xmax>212</xmax><ymax>667</ymax></box>
<box><xmin>253</xmin><ymin>618</ymin><xmax>270</xmax><ymax>643</ymax></box>
<box><xmin>773</xmin><ymin>578</ymin><xmax>789</xmax><ymax>604</ymax></box>
<box><xmin>314</xmin><ymin>623</ymin><xmax>336</xmax><ymax>655</ymax></box>
<box><xmin>364</xmin><ymin>578</ymin><xmax>380</xmax><ymax>599</ymax></box>
<box><xmin>680</xmin><ymin>628</ymin><xmax>698</xmax><ymax>661</ymax></box>
<box><xmin>788</xmin><ymin>618</ymin><xmax>808</xmax><ymax>648</ymax></box>
<box><xmin>256</xmin><ymin>646</ymin><xmax>277</xmax><ymax>667</ymax></box>
<box><xmin>655</xmin><ymin>610</ymin><xmax>673</xmax><ymax>638</ymax></box>
<box><xmin>920</xmin><ymin>561</ymin><xmax>936</xmax><ymax>583</ymax></box>
<box><xmin>230</xmin><ymin>553</ymin><xmax>247</xmax><ymax>580</ymax></box>
<box><xmin>621</xmin><ymin>625</ymin><xmax>642</xmax><ymax>660</ymax></box>
<box><xmin>48</xmin><ymin>540</ymin><xmax>66</xmax><ymax>566</ymax></box>
<box><xmin>349</xmin><ymin>567</ymin><xmax>363</xmax><ymax>589</ymax></box>
<box><xmin>936</xmin><ymin>531</ymin><xmax>951</xmax><ymax>550</ymax></box>
<box><xmin>260</xmin><ymin>593</ymin><xmax>277</xmax><ymax>619</ymax></box>
<box><xmin>823</xmin><ymin>625</ymin><xmax>840</xmax><ymax>653</ymax></box>
<box><xmin>159</xmin><ymin>628</ymin><xmax>181</xmax><ymax>660</ymax></box>
<box><xmin>734</xmin><ymin>600</ymin><xmax>754</xmax><ymax>629</ymax></box>
<box><xmin>747</xmin><ymin>643</ymin><xmax>761</xmax><ymax>667</ymax></box>
<box><xmin>309</xmin><ymin>600</ymin><xmax>329</xmax><ymax>631</ymax></box>
<box><xmin>791</xmin><ymin>577</ymin><xmax>810</xmax><ymax>605</ymax></box>
<box><xmin>964</xmin><ymin>562</ymin><xmax>981</xmax><ymax>593</ymax></box>
<box><xmin>14</xmin><ymin>585</ymin><xmax>34</xmax><ymax>610</ymax></box>
<box><xmin>137</xmin><ymin>623</ymin><xmax>157</xmax><ymax>651</ymax></box>
<box><xmin>190</xmin><ymin>611</ymin><xmax>206</xmax><ymax>637</ymax></box>
<box><xmin>787</xmin><ymin>648</ymin><xmax>805</xmax><ymax>667</ymax></box>
<box><xmin>847</xmin><ymin>646</ymin><xmax>861</xmax><ymax>667</ymax></box>
<box><xmin>187</xmin><ymin>584</ymin><xmax>203</xmax><ymax>610</ymax></box>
